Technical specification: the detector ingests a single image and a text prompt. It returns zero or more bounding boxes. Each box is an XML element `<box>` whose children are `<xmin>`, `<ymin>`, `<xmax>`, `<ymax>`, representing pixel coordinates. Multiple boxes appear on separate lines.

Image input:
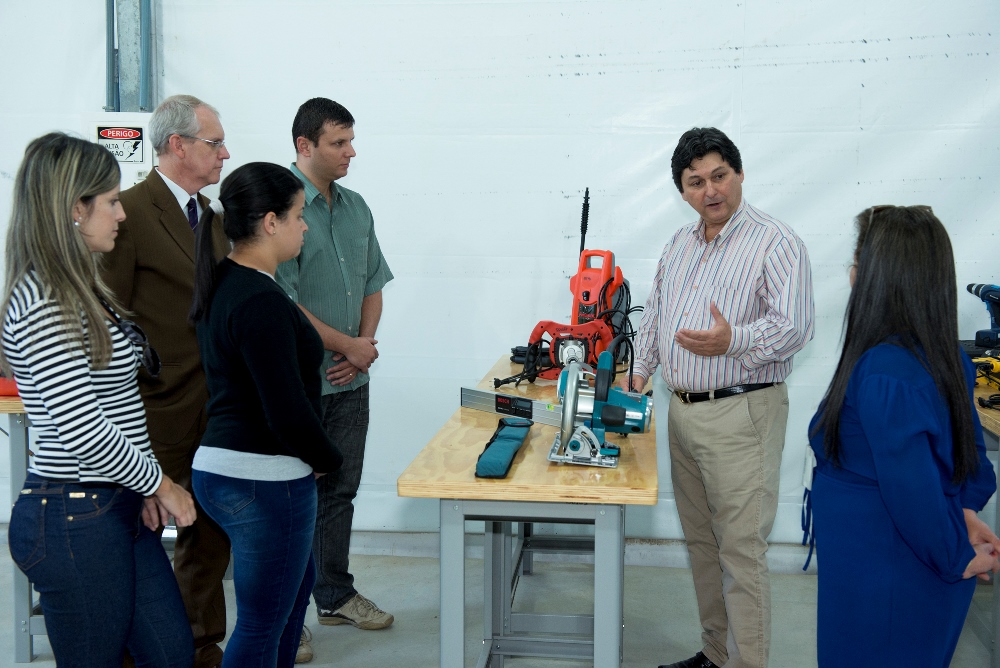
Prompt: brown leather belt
<box><xmin>674</xmin><ymin>383</ymin><xmax>775</xmax><ymax>405</ymax></box>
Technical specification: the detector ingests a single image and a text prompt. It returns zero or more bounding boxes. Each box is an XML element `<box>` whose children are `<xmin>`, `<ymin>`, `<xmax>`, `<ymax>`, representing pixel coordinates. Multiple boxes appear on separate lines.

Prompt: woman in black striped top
<box><xmin>2</xmin><ymin>133</ymin><xmax>196</xmax><ymax>667</ymax></box>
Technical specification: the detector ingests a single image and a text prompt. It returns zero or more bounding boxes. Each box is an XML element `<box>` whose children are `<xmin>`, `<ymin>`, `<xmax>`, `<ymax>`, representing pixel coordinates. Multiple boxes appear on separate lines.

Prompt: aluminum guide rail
<box><xmin>460</xmin><ymin>387</ymin><xmax>573</xmax><ymax>428</ymax></box>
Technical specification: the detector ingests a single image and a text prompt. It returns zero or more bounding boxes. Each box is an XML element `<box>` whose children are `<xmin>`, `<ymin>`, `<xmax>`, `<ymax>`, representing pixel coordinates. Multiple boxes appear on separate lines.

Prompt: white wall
<box><xmin>1</xmin><ymin>1</ymin><xmax>998</xmax><ymax>541</ymax></box>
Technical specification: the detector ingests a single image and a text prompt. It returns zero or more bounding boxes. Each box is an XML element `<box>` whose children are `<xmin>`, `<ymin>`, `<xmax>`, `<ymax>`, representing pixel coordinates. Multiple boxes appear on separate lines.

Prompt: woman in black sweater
<box><xmin>189</xmin><ymin>162</ymin><xmax>343</xmax><ymax>668</ymax></box>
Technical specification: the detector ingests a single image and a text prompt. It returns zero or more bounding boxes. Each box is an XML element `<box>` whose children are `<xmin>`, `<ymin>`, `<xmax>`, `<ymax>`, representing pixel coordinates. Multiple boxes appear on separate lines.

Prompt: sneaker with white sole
<box><xmin>295</xmin><ymin>626</ymin><xmax>313</xmax><ymax>663</ymax></box>
<box><xmin>317</xmin><ymin>593</ymin><xmax>394</xmax><ymax>630</ymax></box>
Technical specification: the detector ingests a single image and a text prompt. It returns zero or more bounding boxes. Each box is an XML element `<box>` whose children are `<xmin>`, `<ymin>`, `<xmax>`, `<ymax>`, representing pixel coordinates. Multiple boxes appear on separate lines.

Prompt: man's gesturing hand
<box><xmin>674</xmin><ymin>302</ymin><xmax>732</xmax><ymax>357</ymax></box>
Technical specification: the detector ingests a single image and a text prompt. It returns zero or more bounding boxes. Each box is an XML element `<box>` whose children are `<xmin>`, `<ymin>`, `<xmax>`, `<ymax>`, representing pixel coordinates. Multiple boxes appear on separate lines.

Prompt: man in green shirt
<box><xmin>276</xmin><ymin>98</ymin><xmax>395</xmax><ymax>648</ymax></box>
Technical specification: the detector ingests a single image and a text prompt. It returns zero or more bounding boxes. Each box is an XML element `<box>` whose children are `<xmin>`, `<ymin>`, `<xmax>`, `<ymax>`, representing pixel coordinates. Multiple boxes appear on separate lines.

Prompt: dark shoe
<box><xmin>658</xmin><ymin>651</ymin><xmax>720</xmax><ymax>668</ymax></box>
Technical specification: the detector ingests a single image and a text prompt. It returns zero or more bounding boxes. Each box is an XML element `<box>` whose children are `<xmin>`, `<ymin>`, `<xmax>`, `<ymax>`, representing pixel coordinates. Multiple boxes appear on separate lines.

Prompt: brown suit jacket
<box><xmin>103</xmin><ymin>168</ymin><xmax>229</xmax><ymax>447</ymax></box>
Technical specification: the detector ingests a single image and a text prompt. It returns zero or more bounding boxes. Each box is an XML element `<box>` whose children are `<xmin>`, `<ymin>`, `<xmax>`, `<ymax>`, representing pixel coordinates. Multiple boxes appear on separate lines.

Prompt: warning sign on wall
<box><xmin>97</xmin><ymin>127</ymin><xmax>144</xmax><ymax>163</ymax></box>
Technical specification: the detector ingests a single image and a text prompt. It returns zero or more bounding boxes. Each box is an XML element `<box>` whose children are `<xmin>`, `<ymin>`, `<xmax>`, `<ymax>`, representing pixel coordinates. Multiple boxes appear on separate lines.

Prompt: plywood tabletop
<box><xmin>0</xmin><ymin>396</ymin><xmax>24</xmax><ymax>414</ymax></box>
<box><xmin>974</xmin><ymin>383</ymin><xmax>1000</xmax><ymax>438</ymax></box>
<box><xmin>397</xmin><ymin>356</ymin><xmax>658</xmax><ymax>505</ymax></box>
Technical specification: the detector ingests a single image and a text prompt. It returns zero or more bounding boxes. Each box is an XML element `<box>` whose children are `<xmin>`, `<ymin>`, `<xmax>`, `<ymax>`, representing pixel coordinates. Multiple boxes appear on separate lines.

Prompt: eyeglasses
<box><xmin>179</xmin><ymin>134</ymin><xmax>226</xmax><ymax>150</ymax></box>
<box><xmin>97</xmin><ymin>296</ymin><xmax>162</xmax><ymax>378</ymax></box>
<box><xmin>867</xmin><ymin>204</ymin><xmax>893</xmax><ymax>226</ymax></box>
<box><xmin>118</xmin><ymin>320</ymin><xmax>161</xmax><ymax>378</ymax></box>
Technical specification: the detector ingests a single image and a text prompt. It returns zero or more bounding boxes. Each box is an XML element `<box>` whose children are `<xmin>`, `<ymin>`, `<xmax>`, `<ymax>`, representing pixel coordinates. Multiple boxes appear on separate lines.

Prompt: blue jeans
<box><xmin>313</xmin><ymin>383</ymin><xmax>369</xmax><ymax>611</ymax></box>
<box><xmin>193</xmin><ymin>470</ymin><xmax>317</xmax><ymax>668</ymax></box>
<box><xmin>8</xmin><ymin>474</ymin><xmax>193</xmax><ymax>668</ymax></box>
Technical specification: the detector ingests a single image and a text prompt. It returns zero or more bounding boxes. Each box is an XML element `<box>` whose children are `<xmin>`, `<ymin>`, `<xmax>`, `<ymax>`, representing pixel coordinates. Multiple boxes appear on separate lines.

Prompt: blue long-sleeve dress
<box><xmin>809</xmin><ymin>343</ymin><xmax>996</xmax><ymax>666</ymax></box>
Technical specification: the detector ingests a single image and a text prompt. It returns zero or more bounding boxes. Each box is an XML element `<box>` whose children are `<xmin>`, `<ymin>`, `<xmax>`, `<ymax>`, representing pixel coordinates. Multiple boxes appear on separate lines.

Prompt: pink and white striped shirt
<box><xmin>632</xmin><ymin>199</ymin><xmax>814</xmax><ymax>392</ymax></box>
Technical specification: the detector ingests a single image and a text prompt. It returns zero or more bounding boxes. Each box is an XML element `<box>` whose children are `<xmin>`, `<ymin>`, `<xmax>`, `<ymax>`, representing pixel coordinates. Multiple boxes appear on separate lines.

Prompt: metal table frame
<box><xmin>440</xmin><ymin>499</ymin><xmax>624</xmax><ymax>667</ymax></box>
<box><xmin>5</xmin><ymin>410</ymin><xmax>230</xmax><ymax>663</ymax></box>
<box><xmin>966</xmin><ymin>427</ymin><xmax>1000</xmax><ymax>668</ymax></box>
<box><xmin>8</xmin><ymin>412</ymin><xmax>45</xmax><ymax>663</ymax></box>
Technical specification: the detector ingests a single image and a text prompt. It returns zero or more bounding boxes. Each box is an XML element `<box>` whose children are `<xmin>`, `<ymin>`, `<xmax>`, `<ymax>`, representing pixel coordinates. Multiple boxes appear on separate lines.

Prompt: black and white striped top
<box><xmin>2</xmin><ymin>272</ymin><xmax>162</xmax><ymax>495</ymax></box>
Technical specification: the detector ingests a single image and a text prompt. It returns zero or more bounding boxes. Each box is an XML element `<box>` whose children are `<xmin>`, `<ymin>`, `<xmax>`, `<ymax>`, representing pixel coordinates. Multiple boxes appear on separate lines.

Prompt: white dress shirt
<box><xmin>156</xmin><ymin>167</ymin><xmax>202</xmax><ymax>220</ymax></box>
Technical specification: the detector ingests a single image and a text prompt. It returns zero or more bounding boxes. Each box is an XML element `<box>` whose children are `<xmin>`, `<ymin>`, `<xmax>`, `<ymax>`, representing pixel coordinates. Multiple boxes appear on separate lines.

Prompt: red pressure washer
<box><xmin>495</xmin><ymin>188</ymin><xmax>642</xmax><ymax>388</ymax></box>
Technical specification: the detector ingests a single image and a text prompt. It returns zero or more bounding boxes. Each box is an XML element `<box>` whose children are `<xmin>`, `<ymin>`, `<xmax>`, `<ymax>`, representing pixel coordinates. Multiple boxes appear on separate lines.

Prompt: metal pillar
<box><xmin>111</xmin><ymin>0</ymin><xmax>155</xmax><ymax>112</ymax></box>
<box><xmin>115</xmin><ymin>0</ymin><xmax>141</xmax><ymax>111</ymax></box>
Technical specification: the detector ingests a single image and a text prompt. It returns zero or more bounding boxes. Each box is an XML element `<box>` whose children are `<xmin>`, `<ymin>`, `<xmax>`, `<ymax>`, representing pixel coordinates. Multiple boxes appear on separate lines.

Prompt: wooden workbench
<box><xmin>0</xmin><ymin>396</ymin><xmax>24</xmax><ymax>413</ymax></box>
<box><xmin>397</xmin><ymin>356</ymin><xmax>657</xmax><ymax>506</ymax></box>
<box><xmin>975</xmin><ymin>384</ymin><xmax>1000</xmax><ymax>436</ymax></box>
<box><xmin>398</xmin><ymin>356</ymin><xmax>657</xmax><ymax>667</ymax></box>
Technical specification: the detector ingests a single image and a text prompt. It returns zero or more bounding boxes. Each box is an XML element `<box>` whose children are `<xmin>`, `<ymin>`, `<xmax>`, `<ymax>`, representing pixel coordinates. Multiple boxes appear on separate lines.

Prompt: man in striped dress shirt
<box><xmin>625</xmin><ymin>128</ymin><xmax>814</xmax><ymax>668</ymax></box>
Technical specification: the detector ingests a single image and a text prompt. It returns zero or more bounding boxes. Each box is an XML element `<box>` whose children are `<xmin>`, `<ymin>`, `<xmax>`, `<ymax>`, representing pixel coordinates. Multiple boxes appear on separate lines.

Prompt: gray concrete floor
<box><xmin>0</xmin><ymin>543</ymin><xmax>992</xmax><ymax>667</ymax></box>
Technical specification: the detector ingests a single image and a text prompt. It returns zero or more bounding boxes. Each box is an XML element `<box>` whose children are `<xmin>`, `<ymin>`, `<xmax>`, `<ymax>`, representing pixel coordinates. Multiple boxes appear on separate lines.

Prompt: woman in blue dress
<box><xmin>809</xmin><ymin>205</ymin><xmax>1000</xmax><ymax>666</ymax></box>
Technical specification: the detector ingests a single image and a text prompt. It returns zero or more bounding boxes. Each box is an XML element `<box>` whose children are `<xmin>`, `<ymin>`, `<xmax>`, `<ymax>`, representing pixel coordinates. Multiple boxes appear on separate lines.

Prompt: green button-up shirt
<box><xmin>276</xmin><ymin>164</ymin><xmax>393</xmax><ymax>395</ymax></box>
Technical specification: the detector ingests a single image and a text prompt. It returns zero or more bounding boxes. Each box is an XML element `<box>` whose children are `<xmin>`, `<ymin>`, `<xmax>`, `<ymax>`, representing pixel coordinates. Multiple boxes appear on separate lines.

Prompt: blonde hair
<box><xmin>2</xmin><ymin>133</ymin><xmax>123</xmax><ymax>369</ymax></box>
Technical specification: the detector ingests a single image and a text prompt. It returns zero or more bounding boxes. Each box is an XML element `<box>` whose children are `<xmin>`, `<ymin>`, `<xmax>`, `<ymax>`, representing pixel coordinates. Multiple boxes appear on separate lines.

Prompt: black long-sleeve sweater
<box><xmin>197</xmin><ymin>259</ymin><xmax>343</xmax><ymax>473</ymax></box>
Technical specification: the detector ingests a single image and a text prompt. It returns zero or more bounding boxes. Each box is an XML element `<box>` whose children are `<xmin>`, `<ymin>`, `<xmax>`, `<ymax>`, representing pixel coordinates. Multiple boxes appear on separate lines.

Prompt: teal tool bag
<box><xmin>475</xmin><ymin>417</ymin><xmax>534</xmax><ymax>479</ymax></box>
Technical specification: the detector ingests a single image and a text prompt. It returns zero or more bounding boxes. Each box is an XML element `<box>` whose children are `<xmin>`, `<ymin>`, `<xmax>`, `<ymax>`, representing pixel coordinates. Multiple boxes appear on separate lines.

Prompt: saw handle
<box><xmin>599</xmin><ymin>404</ymin><xmax>626</xmax><ymax>426</ymax></box>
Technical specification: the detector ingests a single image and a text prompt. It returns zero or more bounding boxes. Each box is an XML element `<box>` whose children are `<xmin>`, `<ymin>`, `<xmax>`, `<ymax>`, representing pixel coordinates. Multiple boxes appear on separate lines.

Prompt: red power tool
<box><xmin>569</xmin><ymin>249</ymin><xmax>624</xmax><ymax>325</ymax></box>
<box><xmin>493</xmin><ymin>190</ymin><xmax>640</xmax><ymax>390</ymax></box>
<box><xmin>527</xmin><ymin>319</ymin><xmax>615</xmax><ymax>380</ymax></box>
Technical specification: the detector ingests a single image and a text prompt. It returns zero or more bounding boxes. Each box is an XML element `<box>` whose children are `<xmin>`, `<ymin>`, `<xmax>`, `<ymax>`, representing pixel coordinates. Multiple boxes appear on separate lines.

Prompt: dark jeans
<box><xmin>313</xmin><ymin>383</ymin><xmax>369</xmax><ymax>611</ymax></box>
<box><xmin>193</xmin><ymin>470</ymin><xmax>317</xmax><ymax>668</ymax></box>
<box><xmin>153</xmin><ymin>410</ymin><xmax>231</xmax><ymax>668</ymax></box>
<box><xmin>8</xmin><ymin>474</ymin><xmax>193</xmax><ymax>668</ymax></box>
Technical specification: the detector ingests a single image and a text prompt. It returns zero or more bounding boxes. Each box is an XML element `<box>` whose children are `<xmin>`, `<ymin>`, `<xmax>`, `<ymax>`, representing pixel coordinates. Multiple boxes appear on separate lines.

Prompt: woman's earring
<box><xmin>73</xmin><ymin>220</ymin><xmax>81</xmax><ymax>227</ymax></box>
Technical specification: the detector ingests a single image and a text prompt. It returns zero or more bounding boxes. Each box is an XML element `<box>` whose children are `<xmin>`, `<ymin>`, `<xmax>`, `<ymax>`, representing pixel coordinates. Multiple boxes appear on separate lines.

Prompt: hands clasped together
<box><xmin>142</xmin><ymin>475</ymin><xmax>197</xmax><ymax>532</ymax></box>
<box><xmin>326</xmin><ymin>336</ymin><xmax>378</xmax><ymax>386</ymax></box>
<box><xmin>963</xmin><ymin>509</ymin><xmax>1000</xmax><ymax>581</ymax></box>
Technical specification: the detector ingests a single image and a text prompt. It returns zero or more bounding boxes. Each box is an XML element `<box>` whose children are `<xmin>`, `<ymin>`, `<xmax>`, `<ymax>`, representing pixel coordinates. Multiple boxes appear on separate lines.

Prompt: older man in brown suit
<box><xmin>103</xmin><ymin>94</ymin><xmax>232</xmax><ymax>668</ymax></box>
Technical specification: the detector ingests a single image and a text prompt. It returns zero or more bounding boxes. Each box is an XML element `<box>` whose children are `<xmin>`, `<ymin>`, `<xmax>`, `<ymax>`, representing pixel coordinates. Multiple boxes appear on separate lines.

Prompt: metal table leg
<box><xmin>983</xmin><ymin>428</ymin><xmax>1000</xmax><ymax>668</ymax></box>
<box><xmin>594</xmin><ymin>504</ymin><xmax>624</xmax><ymax>666</ymax></box>
<box><xmin>521</xmin><ymin>522</ymin><xmax>534</xmax><ymax>575</ymax></box>
<box><xmin>482</xmin><ymin>521</ymin><xmax>511</xmax><ymax>668</ymax></box>
<box><xmin>9</xmin><ymin>413</ymin><xmax>34</xmax><ymax>663</ymax></box>
<box><xmin>463</xmin><ymin>500</ymin><xmax>624</xmax><ymax>667</ymax></box>
<box><xmin>994</xmin><ymin>454</ymin><xmax>1000</xmax><ymax>668</ymax></box>
<box><xmin>440</xmin><ymin>500</ymin><xmax>466</xmax><ymax>668</ymax></box>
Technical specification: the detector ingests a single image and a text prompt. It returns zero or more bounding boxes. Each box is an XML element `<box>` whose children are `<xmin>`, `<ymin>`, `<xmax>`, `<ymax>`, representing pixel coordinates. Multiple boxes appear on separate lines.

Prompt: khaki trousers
<box><xmin>667</xmin><ymin>383</ymin><xmax>788</xmax><ymax>668</ymax></box>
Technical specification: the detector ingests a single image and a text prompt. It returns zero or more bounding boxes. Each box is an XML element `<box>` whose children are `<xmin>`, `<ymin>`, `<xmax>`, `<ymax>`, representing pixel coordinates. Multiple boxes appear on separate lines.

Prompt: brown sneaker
<box><xmin>295</xmin><ymin>626</ymin><xmax>313</xmax><ymax>663</ymax></box>
<box><xmin>317</xmin><ymin>594</ymin><xmax>394</xmax><ymax>630</ymax></box>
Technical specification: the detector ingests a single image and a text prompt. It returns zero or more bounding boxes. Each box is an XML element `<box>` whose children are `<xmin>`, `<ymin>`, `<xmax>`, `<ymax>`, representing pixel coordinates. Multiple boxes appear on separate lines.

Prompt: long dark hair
<box><xmin>812</xmin><ymin>205</ymin><xmax>978</xmax><ymax>482</ymax></box>
<box><xmin>189</xmin><ymin>162</ymin><xmax>303</xmax><ymax>322</ymax></box>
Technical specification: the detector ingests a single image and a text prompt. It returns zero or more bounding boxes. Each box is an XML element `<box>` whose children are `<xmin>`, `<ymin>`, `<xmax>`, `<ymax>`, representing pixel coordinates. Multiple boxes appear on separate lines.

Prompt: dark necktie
<box><xmin>186</xmin><ymin>197</ymin><xmax>198</xmax><ymax>230</ymax></box>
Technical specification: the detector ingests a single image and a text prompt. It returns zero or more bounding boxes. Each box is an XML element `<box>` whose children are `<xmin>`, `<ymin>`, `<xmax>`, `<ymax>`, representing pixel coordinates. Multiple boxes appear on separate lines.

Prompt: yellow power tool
<box><xmin>973</xmin><ymin>357</ymin><xmax>1000</xmax><ymax>390</ymax></box>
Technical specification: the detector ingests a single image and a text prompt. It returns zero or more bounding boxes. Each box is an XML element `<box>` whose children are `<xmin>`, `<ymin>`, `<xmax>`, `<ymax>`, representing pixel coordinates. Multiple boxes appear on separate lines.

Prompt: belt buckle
<box><xmin>677</xmin><ymin>390</ymin><xmax>691</xmax><ymax>404</ymax></box>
